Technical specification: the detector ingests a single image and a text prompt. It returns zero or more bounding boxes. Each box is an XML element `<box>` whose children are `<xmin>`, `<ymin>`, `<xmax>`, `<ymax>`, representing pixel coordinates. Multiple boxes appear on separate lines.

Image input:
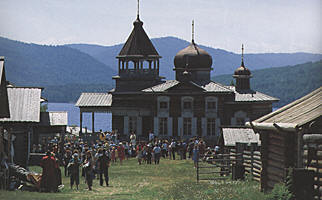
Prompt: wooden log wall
<box><xmin>303</xmin><ymin>143</ymin><xmax>322</xmax><ymax>199</ymax></box>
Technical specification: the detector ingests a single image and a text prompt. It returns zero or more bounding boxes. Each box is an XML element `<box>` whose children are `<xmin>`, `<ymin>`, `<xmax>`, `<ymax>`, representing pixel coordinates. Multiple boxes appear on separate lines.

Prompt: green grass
<box><xmin>0</xmin><ymin>158</ymin><xmax>267</xmax><ymax>200</ymax></box>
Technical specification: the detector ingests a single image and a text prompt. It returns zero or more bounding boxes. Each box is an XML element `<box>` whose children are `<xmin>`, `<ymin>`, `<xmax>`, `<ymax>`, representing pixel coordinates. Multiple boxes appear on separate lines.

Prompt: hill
<box><xmin>213</xmin><ymin>60</ymin><xmax>322</xmax><ymax>107</ymax></box>
<box><xmin>68</xmin><ymin>36</ymin><xmax>322</xmax><ymax>80</ymax></box>
<box><xmin>0</xmin><ymin>37</ymin><xmax>115</xmax><ymax>87</ymax></box>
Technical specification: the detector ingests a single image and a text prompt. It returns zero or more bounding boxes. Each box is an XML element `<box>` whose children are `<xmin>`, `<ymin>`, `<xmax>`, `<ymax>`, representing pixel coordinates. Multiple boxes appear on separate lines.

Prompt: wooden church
<box><xmin>76</xmin><ymin>12</ymin><xmax>278</xmax><ymax>142</ymax></box>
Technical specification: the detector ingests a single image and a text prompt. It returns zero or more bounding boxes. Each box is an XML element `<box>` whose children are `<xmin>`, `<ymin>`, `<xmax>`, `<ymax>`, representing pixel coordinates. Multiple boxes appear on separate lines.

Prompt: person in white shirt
<box><xmin>130</xmin><ymin>132</ymin><xmax>136</xmax><ymax>147</ymax></box>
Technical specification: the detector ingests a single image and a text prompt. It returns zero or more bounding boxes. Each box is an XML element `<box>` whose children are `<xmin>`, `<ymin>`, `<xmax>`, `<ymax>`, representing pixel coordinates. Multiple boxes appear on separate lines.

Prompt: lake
<box><xmin>47</xmin><ymin>103</ymin><xmax>112</xmax><ymax>132</ymax></box>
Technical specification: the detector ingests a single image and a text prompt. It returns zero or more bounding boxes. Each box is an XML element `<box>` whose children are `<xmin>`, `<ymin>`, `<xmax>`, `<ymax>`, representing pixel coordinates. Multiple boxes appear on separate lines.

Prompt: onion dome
<box><xmin>234</xmin><ymin>44</ymin><xmax>251</xmax><ymax>76</ymax></box>
<box><xmin>174</xmin><ymin>40</ymin><xmax>212</xmax><ymax>69</ymax></box>
<box><xmin>234</xmin><ymin>60</ymin><xmax>251</xmax><ymax>76</ymax></box>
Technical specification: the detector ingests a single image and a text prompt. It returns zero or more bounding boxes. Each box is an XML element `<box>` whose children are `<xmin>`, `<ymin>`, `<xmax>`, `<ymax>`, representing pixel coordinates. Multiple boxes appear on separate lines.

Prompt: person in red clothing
<box><xmin>40</xmin><ymin>151</ymin><xmax>59</xmax><ymax>192</ymax></box>
<box><xmin>117</xmin><ymin>143</ymin><xmax>125</xmax><ymax>165</ymax></box>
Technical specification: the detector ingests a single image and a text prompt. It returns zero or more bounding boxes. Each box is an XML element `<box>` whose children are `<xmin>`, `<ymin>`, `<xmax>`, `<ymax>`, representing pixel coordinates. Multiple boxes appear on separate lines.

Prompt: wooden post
<box><xmin>0</xmin><ymin>127</ymin><xmax>3</xmax><ymax>154</ymax></box>
<box><xmin>297</xmin><ymin>130</ymin><xmax>304</xmax><ymax>168</ymax></box>
<box><xmin>260</xmin><ymin>131</ymin><xmax>269</xmax><ymax>191</ymax></box>
<box><xmin>80</xmin><ymin>111</ymin><xmax>83</xmax><ymax>137</ymax></box>
<box><xmin>236</xmin><ymin>142</ymin><xmax>244</xmax><ymax>166</ymax></box>
<box><xmin>92</xmin><ymin>112</ymin><xmax>95</xmax><ymax>134</ymax></box>
<box><xmin>8</xmin><ymin>128</ymin><xmax>11</xmax><ymax>163</ymax></box>
<box><xmin>197</xmin><ymin>159</ymin><xmax>199</xmax><ymax>182</ymax></box>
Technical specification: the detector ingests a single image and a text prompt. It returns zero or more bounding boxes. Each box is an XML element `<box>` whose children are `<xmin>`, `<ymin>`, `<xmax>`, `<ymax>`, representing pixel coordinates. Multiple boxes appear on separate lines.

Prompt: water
<box><xmin>47</xmin><ymin>103</ymin><xmax>112</xmax><ymax>132</ymax></box>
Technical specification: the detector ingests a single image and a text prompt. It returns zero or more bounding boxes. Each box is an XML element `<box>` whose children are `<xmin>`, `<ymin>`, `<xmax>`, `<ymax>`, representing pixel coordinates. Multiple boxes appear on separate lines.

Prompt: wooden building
<box><xmin>247</xmin><ymin>87</ymin><xmax>322</xmax><ymax>198</ymax></box>
<box><xmin>0</xmin><ymin>86</ymin><xmax>42</xmax><ymax>167</ymax></box>
<box><xmin>33</xmin><ymin>111</ymin><xmax>68</xmax><ymax>145</ymax></box>
<box><xmin>0</xmin><ymin>57</ymin><xmax>10</xmax><ymax>158</ymax></box>
<box><xmin>76</xmin><ymin>13</ymin><xmax>278</xmax><ymax>142</ymax></box>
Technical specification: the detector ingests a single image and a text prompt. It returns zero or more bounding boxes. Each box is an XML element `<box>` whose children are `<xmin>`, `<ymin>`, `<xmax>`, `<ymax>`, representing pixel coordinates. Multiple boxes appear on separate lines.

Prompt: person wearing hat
<box><xmin>68</xmin><ymin>150</ymin><xmax>81</xmax><ymax>189</ymax></box>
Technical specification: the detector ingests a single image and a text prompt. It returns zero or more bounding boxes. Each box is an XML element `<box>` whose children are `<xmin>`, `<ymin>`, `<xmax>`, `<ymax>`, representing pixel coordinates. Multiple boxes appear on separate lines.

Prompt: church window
<box><xmin>158</xmin><ymin>117</ymin><xmax>168</xmax><ymax>135</ymax></box>
<box><xmin>207</xmin><ymin>118</ymin><xmax>216</xmax><ymax>136</ymax></box>
<box><xmin>183</xmin><ymin>118</ymin><xmax>192</xmax><ymax>135</ymax></box>
<box><xmin>129</xmin><ymin>116</ymin><xmax>137</xmax><ymax>133</ymax></box>
<box><xmin>160</xmin><ymin>101</ymin><xmax>168</xmax><ymax>109</ymax></box>
<box><xmin>183</xmin><ymin>101</ymin><xmax>192</xmax><ymax>109</ymax></box>
<box><xmin>207</xmin><ymin>101</ymin><xmax>216</xmax><ymax>110</ymax></box>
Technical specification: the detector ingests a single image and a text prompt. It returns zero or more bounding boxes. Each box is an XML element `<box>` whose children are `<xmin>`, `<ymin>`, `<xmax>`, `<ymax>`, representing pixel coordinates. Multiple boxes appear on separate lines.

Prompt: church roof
<box><xmin>76</xmin><ymin>93</ymin><xmax>112</xmax><ymax>107</ymax></box>
<box><xmin>227</xmin><ymin>86</ymin><xmax>279</xmax><ymax>102</ymax></box>
<box><xmin>117</xmin><ymin>17</ymin><xmax>160</xmax><ymax>58</ymax></box>
<box><xmin>142</xmin><ymin>80</ymin><xmax>233</xmax><ymax>93</ymax></box>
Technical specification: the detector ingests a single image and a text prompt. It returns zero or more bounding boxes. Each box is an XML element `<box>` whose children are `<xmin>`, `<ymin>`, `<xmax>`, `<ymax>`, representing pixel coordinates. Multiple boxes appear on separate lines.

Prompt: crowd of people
<box><xmin>37</xmin><ymin>130</ymin><xmax>217</xmax><ymax>192</ymax></box>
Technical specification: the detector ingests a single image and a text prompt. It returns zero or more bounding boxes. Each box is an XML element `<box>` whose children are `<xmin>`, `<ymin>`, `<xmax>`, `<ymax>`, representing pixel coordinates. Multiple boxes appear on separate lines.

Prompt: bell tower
<box><xmin>113</xmin><ymin>1</ymin><xmax>163</xmax><ymax>92</ymax></box>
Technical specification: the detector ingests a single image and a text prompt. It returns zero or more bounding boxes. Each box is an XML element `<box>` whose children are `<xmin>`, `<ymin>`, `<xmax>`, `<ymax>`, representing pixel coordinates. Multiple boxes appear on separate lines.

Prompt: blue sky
<box><xmin>0</xmin><ymin>0</ymin><xmax>321</xmax><ymax>53</ymax></box>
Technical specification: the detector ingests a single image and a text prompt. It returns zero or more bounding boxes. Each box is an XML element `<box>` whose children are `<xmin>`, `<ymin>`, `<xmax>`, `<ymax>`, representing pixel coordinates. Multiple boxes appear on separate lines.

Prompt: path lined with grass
<box><xmin>0</xmin><ymin>158</ymin><xmax>266</xmax><ymax>200</ymax></box>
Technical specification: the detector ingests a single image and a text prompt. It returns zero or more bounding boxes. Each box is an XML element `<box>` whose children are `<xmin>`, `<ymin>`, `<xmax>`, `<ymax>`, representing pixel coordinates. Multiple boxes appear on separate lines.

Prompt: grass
<box><xmin>0</xmin><ymin>157</ymin><xmax>267</xmax><ymax>200</ymax></box>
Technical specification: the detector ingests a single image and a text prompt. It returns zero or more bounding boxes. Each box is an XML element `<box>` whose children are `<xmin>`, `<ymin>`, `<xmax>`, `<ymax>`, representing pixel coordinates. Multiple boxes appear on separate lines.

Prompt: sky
<box><xmin>0</xmin><ymin>0</ymin><xmax>321</xmax><ymax>54</ymax></box>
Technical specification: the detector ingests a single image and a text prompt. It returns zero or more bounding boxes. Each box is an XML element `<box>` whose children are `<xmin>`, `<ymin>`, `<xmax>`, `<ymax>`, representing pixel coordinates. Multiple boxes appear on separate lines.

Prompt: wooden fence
<box><xmin>230</xmin><ymin>147</ymin><xmax>262</xmax><ymax>182</ymax></box>
<box><xmin>196</xmin><ymin>153</ymin><xmax>242</xmax><ymax>182</ymax></box>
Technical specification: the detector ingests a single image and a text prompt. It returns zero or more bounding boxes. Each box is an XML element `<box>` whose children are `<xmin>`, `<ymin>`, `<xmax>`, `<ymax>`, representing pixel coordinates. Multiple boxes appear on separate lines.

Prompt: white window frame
<box><xmin>206</xmin><ymin>118</ymin><xmax>216</xmax><ymax>136</ymax></box>
<box><xmin>183</xmin><ymin>117</ymin><xmax>192</xmax><ymax>136</ymax></box>
<box><xmin>158</xmin><ymin>117</ymin><xmax>168</xmax><ymax>135</ymax></box>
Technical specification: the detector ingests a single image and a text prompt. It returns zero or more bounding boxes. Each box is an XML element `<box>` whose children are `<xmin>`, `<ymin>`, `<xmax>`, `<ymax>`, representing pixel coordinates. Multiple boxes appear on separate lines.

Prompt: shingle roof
<box><xmin>0</xmin><ymin>87</ymin><xmax>42</xmax><ymax>122</ymax></box>
<box><xmin>253</xmin><ymin>86</ymin><xmax>322</xmax><ymax>127</ymax></box>
<box><xmin>222</xmin><ymin>127</ymin><xmax>261</xmax><ymax>146</ymax></box>
<box><xmin>75</xmin><ymin>93</ymin><xmax>112</xmax><ymax>107</ymax></box>
<box><xmin>118</xmin><ymin>18</ymin><xmax>160</xmax><ymax>58</ymax></box>
<box><xmin>227</xmin><ymin>86</ymin><xmax>279</xmax><ymax>102</ymax></box>
<box><xmin>0</xmin><ymin>57</ymin><xmax>10</xmax><ymax>118</ymax></box>
<box><xmin>40</xmin><ymin>111</ymin><xmax>68</xmax><ymax>126</ymax></box>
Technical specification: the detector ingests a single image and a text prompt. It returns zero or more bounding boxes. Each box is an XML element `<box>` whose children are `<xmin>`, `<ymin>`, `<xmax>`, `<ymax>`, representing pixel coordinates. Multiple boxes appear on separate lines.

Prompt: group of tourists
<box><xmin>38</xmin><ymin>130</ymin><xmax>214</xmax><ymax>192</ymax></box>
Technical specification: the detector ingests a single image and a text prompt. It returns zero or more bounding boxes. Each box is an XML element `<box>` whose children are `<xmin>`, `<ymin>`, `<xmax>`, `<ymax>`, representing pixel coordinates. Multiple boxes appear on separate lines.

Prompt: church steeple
<box><xmin>113</xmin><ymin>3</ymin><xmax>163</xmax><ymax>92</ymax></box>
<box><xmin>233</xmin><ymin>44</ymin><xmax>252</xmax><ymax>91</ymax></box>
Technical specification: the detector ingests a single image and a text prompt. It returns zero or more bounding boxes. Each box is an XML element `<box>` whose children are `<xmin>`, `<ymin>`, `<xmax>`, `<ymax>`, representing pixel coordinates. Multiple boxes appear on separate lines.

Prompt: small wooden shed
<box><xmin>247</xmin><ymin>87</ymin><xmax>322</xmax><ymax>198</ymax></box>
<box><xmin>219</xmin><ymin>126</ymin><xmax>261</xmax><ymax>149</ymax></box>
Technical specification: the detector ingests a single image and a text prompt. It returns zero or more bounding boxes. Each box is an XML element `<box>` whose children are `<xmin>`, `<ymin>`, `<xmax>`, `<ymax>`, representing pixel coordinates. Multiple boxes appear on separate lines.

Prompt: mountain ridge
<box><xmin>66</xmin><ymin>36</ymin><xmax>322</xmax><ymax>80</ymax></box>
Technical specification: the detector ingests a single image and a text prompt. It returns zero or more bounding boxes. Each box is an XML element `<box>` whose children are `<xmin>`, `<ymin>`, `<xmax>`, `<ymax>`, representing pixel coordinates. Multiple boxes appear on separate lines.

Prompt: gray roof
<box><xmin>40</xmin><ymin>111</ymin><xmax>68</xmax><ymax>126</ymax></box>
<box><xmin>253</xmin><ymin>86</ymin><xmax>321</xmax><ymax>127</ymax></box>
<box><xmin>227</xmin><ymin>86</ymin><xmax>279</xmax><ymax>102</ymax></box>
<box><xmin>75</xmin><ymin>93</ymin><xmax>112</xmax><ymax>107</ymax></box>
<box><xmin>201</xmin><ymin>82</ymin><xmax>233</xmax><ymax>93</ymax></box>
<box><xmin>0</xmin><ymin>87</ymin><xmax>42</xmax><ymax>122</ymax></box>
<box><xmin>142</xmin><ymin>80</ymin><xmax>233</xmax><ymax>93</ymax></box>
<box><xmin>142</xmin><ymin>80</ymin><xmax>179</xmax><ymax>92</ymax></box>
<box><xmin>222</xmin><ymin>127</ymin><xmax>261</xmax><ymax>146</ymax></box>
